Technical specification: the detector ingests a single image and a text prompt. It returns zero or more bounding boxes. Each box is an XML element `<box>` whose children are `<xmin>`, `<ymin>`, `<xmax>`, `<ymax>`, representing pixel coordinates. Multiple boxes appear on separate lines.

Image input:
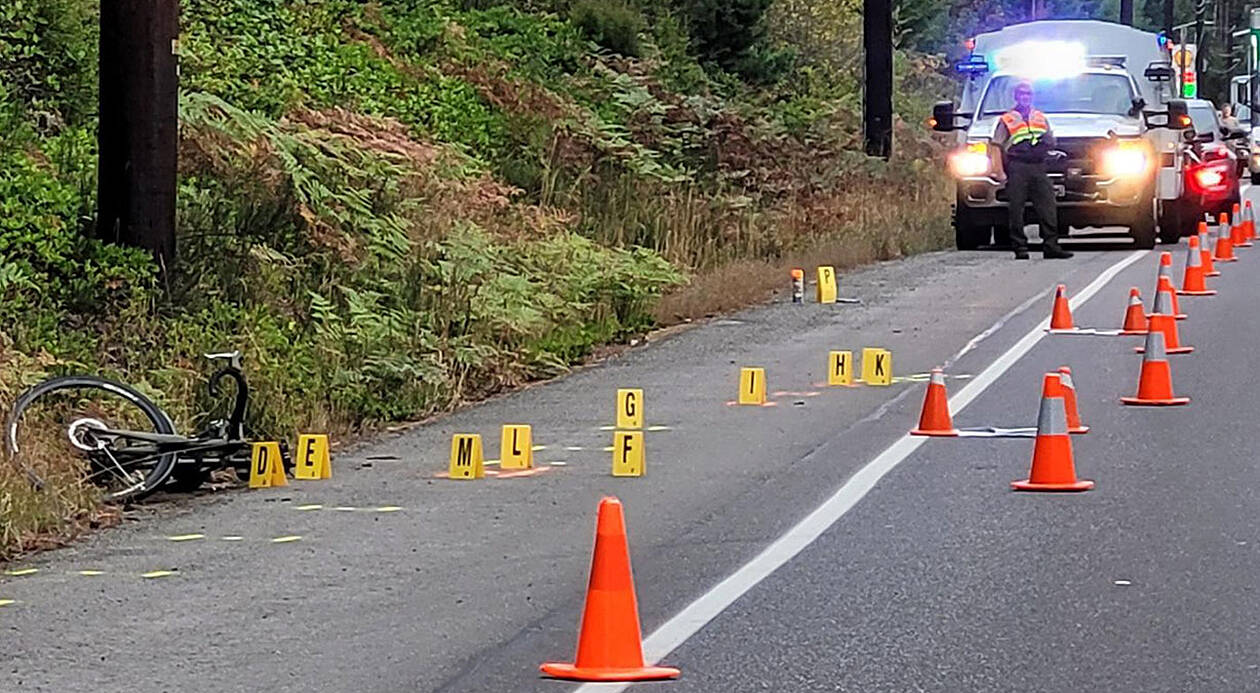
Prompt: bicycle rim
<box><xmin>5</xmin><ymin>376</ymin><xmax>178</xmax><ymax>503</ymax></box>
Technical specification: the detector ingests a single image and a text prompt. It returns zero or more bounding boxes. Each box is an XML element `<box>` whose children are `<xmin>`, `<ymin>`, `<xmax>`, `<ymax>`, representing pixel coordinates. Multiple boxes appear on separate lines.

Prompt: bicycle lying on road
<box><xmin>4</xmin><ymin>351</ymin><xmax>290</xmax><ymax>503</ymax></box>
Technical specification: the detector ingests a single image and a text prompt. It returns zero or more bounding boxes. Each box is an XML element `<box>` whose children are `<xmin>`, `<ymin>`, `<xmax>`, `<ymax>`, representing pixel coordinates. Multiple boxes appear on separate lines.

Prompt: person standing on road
<box><xmin>990</xmin><ymin>80</ymin><xmax>1074</xmax><ymax>260</ymax></box>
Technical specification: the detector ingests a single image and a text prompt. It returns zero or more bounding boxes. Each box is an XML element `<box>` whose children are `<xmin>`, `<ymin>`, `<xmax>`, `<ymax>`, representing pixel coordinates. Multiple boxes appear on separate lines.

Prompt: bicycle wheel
<box><xmin>5</xmin><ymin>376</ymin><xmax>179</xmax><ymax>503</ymax></box>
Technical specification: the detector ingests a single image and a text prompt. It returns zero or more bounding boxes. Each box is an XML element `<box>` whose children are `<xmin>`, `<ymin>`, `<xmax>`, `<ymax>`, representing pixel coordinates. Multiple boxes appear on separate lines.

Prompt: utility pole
<box><xmin>1194</xmin><ymin>0</ymin><xmax>1206</xmax><ymax>81</ymax></box>
<box><xmin>1164</xmin><ymin>0</ymin><xmax>1175</xmax><ymax>35</ymax></box>
<box><xmin>862</xmin><ymin>0</ymin><xmax>892</xmax><ymax>159</ymax></box>
<box><xmin>98</xmin><ymin>0</ymin><xmax>180</xmax><ymax>273</ymax></box>
<box><xmin>1120</xmin><ymin>0</ymin><xmax>1134</xmax><ymax>25</ymax></box>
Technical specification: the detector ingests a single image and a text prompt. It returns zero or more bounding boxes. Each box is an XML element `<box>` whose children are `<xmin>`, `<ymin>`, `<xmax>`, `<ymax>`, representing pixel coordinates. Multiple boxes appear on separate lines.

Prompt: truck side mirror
<box><xmin>931</xmin><ymin>101</ymin><xmax>964</xmax><ymax>132</ymax></box>
<box><xmin>1167</xmin><ymin>99</ymin><xmax>1191</xmax><ymax>130</ymax></box>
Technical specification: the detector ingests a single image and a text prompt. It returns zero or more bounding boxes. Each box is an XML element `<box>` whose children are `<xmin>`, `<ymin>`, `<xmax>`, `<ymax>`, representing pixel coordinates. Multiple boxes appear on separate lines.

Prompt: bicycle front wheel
<box><xmin>5</xmin><ymin>376</ymin><xmax>179</xmax><ymax>503</ymax></box>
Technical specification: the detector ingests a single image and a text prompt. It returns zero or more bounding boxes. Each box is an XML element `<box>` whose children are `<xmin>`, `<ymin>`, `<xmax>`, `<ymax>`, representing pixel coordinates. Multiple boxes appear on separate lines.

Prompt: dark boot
<box><xmin>1043</xmin><ymin>244</ymin><xmax>1074</xmax><ymax>259</ymax></box>
<box><xmin>1013</xmin><ymin>248</ymin><xmax>1030</xmax><ymax>259</ymax></box>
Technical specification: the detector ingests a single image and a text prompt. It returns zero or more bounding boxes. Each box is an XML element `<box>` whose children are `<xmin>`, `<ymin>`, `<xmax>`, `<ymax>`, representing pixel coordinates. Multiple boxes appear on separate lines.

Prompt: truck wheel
<box><xmin>954</xmin><ymin>205</ymin><xmax>991</xmax><ymax>250</ymax></box>
<box><xmin>1130</xmin><ymin>204</ymin><xmax>1157</xmax><ymax>250</ymax></box>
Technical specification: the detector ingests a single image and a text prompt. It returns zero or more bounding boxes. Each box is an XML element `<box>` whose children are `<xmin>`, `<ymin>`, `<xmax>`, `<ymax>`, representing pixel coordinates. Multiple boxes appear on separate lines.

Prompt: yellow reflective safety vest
<box><xmin>1000</xmin><ymin>109</ymin><xmax>1049</xmax><ymax>148</ymax></box>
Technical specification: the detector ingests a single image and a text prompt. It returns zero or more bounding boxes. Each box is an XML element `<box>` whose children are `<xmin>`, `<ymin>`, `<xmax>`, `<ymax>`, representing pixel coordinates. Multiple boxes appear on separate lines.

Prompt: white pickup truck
<box><xmin>932</xmin><ymin>20</ymin><xmax>1192</xmax><ymax>250</ymax></box>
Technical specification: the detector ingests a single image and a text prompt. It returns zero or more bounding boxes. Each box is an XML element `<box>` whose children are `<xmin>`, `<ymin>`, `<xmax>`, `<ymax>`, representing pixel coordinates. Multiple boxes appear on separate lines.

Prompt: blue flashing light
<box><xmin>1157</xmin><ymin>31</ymin><xmax>1170</xmax><ymax>50</ymax></box>
<box><xmin>955</xmin><ymin>55</ymin><xmax>989</xmax><ymax>75</ymax></box>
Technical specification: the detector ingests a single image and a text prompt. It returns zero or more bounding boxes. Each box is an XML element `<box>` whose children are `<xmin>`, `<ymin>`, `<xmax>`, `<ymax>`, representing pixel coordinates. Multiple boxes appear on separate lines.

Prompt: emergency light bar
<box><xmin>954</xmin><ymin>55</ymin><xmax>989</xmax><ymax>75</ymax></box>
<box><xmin>992</xmin><ymin>40</ymin><xmax>1087</xmax><ymax>79</ymax></box>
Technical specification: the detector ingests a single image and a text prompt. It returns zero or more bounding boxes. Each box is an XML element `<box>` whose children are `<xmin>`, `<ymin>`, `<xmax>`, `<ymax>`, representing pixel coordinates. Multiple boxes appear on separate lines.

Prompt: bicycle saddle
<box><xmin>205</xmin><ymin>350</ymin><xmax>243</xmax><ymax>370</ymax></box>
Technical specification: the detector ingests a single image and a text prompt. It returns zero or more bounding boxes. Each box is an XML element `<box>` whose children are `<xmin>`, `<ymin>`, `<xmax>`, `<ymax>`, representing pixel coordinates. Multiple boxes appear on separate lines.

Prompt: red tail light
<box><xmin>1187</xmin><ymin>160</ymin><xmax>1232</xmax><ymax>194</ymax></box>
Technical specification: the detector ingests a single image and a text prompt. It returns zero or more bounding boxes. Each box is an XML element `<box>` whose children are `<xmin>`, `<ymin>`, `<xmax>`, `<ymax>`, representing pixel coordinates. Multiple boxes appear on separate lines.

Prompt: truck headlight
<box><xmin>948</xmin><ymin>142</ymin><xmax>991</xmax><ymax>177</ymax></box>
<box><xmin>1100</xmin><ymin>142</ymin><xmax>1151</xmax><ymax>178</ymax></box>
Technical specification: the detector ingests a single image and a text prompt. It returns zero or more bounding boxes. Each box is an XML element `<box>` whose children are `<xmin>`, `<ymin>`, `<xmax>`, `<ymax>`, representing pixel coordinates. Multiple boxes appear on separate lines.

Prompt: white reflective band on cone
<box><xmin>1036</xmin><ymin>386</ymin><xmax>1069</xmax><ymax>436</ymax></box>
<box><xmin>1144</xmin><ymin>329</ymin><xmax>1167</xmax><ymax>361</ymax></box>
<box><xmin>1153</xmin><ymin>289</ymin><xmax>1173</xmax><ymax>314</ymax></box>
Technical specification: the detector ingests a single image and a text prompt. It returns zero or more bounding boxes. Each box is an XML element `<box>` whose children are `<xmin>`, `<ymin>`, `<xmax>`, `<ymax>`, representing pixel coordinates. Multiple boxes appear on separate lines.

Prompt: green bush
<box><xmin>0</xmin><ymin>0</ymin><xmax>97</xmax><ymax>128</ymax></box>
<box><xmin>569</xmin><ymin>0</ymin><xmax>643</xmax><ymax>57</ymax></box>
<box><xmin>679</xmin><ymin>0</ymin><xmax>773</xmax><ymax>74</ymax></box>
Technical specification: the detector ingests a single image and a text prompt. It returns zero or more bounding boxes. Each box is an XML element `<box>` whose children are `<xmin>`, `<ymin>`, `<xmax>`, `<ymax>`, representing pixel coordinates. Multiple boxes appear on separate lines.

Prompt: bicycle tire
<box><xmin>5</xmin><ymin>375</ymin><xmax>179</xmax><ymax>503</ymax></box>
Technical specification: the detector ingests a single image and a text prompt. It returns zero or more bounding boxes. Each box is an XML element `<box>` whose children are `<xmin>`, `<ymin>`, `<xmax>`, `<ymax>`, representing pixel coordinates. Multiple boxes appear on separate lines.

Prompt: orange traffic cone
<box><xmin>541</xmin><ymin>497</ymin><xmax>681</xmax><ymax>682</ymax></box>
<box><xmin>910</xmin><ymin>368</ymin><xmax>958</xmax><ymax>436</ymax></box>
<box><xmin>1012</xmin><ymin>373</ymin><xmax>1093</xmax><ymax>492</ymax></box>
<box><xmin>1233</xmin><ymin>204</ymin><xmax>1252</xmax><ymax>248</ymax></box>
<box><xmin>1121</xmin><ymin>330</ymin><xmax>1190</xmax><ymax>406</ymax></box>
<box><xmin>1136</xmin><ymin>312</ymin><xmax>1194</xmax><ymax>355</ymax></box>
<box><xmin>1058</xmin><ymin>366</ymin><xmax>1089</xmax><ymax>435</ymax></box>
<box><xmin>1199</xmin><ymin>223</ymin><xmax>1219</xmax><ymax>277</ymax></box>
<box><xmin>1155</xmin><ymin>253</ymin><xmax>1186</xmax><ymax>318</ymax></box>
<box><xmin>1215</xmin><ymin>213</ymin><xmax>1238</xmax><ymax>262</ymax></box>
<box><xmin>1119</xmin><ymin>287</ymin><xmax>1147</xmax><ymax>335</ymax></box>
<box><xmin>1178</xmin><ymin>235</ymin><xmax>1216</xmax><ymax>296</ymax></box>
<box><xmin>1246</xmin><ymin>200</ymin><xmax>1256</xmax><ymax>241</ymax></box>
<box><xmin>1048</xmin><ymin>284</ymin><xmax>1074</xmax><ymax>331</ymax></box>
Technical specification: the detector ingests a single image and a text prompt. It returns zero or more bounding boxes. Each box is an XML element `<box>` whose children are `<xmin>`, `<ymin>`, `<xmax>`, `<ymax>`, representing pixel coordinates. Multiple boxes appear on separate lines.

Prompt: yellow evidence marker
<box><xmin>861</xmin><ymin>348</ymin><xmax>893</xmax><ymax>386</ymax></box>
<box><xmin>294</xmin><ymin>434</ymin><xmax>332</xmax><ymax>480</ymax></box>
<box><xmin>828</xmin><ymin>350</ymin><xmax>853</xmax><ymax>386</ymax></box>
<box><xmin>616</xmin><ymin>388</ymin><xmax>644</xmax><ymax>429</ymax></box>
<box><xmin>816</xmin><ymin>266</ymin><xmax>838</xmax><ymax>304</ymax></box>
<box><xmin>612</xmin><ymin>430</ymin><xmax>645</xmax><ymax>477</ymax></box>
<box><xmin>738</xmin><ymin>367</ymin><xmax>767</xmax><ymax>405</ymax></box>
<box><xmin>249</xmin><ymin>442</ymin><xmax>287</xmax><ymax>488</ymax></box>
<box><xmin>448</xmin><ymin>434</ymin><xmax>485</xmax><ymax>480</ymax></box>
<box><xmin>499</xmin><ymin>425</ymin><xmax>534</xmax><ymax>470</ymax></box>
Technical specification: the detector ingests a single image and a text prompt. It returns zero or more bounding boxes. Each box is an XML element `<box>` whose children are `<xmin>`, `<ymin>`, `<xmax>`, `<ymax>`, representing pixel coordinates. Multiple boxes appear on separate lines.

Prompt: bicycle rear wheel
<box><xmin>5</xmin><ymin>376</ymin><xmax>178</xmax><ymax>503</ymax></box>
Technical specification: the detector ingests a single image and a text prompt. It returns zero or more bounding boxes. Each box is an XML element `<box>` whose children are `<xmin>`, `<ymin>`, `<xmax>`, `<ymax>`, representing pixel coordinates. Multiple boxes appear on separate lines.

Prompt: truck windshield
<box><xmin>1188</xmin><ymin>106</ymin><xmax>1219</xmax><ymax>138</ymax></box>
<box><xmin>979</xmin><ymin>74</ymin><xmax>1135</xmax><ymax>116</ymax></box>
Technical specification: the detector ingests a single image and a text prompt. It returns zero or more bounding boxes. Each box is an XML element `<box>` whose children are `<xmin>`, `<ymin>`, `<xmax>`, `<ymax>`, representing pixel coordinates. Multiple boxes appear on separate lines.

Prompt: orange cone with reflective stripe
<box><xmin>1246</xmin><ymin>200</ymin><xmax>1256</xmax><ymax>241</ymax></box>
<box><xmin>1178</xmin><ymin>235</ymin><xmax>1216</xmax><ymax>296</ymax></box>
<box><xmin>1058</xmin><ymin>366</ymin><xmax>1089</xmax><ymax>434</ymax></box>
<box><xmin>1232</xmin><ymin>203</ymin><xmax>1252</xmax><ymax>247</ymax></box>
<box><xmin>1155</xmin><ymin>253</ymin><xmax>1185</xmax><ymax>318</ymax></box>
<box><xmin>541</xmin><ymin>497</ymin><xmax>681</xmax><ymax>682</ymax></box>
<box><xmin>1136</xmin><ymin>312</ymin><xmax>1194</xmax><ymax>354</ymax></box>
<box><xmin>910</xmin><ymin>368</ymin><xmax>958</xmax><ymax>436</ymax></box>
<box><xmin>1049</xmin><ymin>284</ymin><xmax>1074</xmax><ymax>331</ymax></box>
<box><xmin>1120</xmin><ymin>287</ymin><xmax>1147</xmax><ymax>335</ymax></box>
<box><xmin>1199</xmin><ymin>223</ymin><xmax>1219</xmax><ymax>277</ymax></box>
<box><xmin>1121</xmin><ymin>330</ymin><xmax>1190</xmax><ymax>406</ymax></box>
<box><xmin>1215</xmin><ymin>213</ymin><xmax>1238</xmax><ymax>262</ymax></box>
<box><xmin>1012</xmin><ymin>373</ymin><xmax>1093</xmax><ymax>492</ymax></box>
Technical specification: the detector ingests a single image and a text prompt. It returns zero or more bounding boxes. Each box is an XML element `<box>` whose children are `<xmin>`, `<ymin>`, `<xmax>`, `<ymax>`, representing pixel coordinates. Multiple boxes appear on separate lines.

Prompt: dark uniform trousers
<box><xmin>1006</xmin><ymin>159</ymin><xmax>1060</xmax><ymax>249</ymax></box>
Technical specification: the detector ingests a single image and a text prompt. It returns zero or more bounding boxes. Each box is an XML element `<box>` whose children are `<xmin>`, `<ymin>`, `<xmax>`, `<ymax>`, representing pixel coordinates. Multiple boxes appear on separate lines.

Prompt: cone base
<box><xmin>1216</xmin><ymin>257</ymin><xmax>1239</xmax><ymax>262</ymax></box>
<box><xmin>1011</xmin><ymin>478</ymin><xmax>1094</xmax><ymax>492</ymax></box>
<box><xmin>1172</xmin><ymin>313</ymin><xmax>1187</xmax><ymax>320</ymax></box>
<box><xmin>1135</xmin><ymin>345</ymin><xmax>1194</xmax><ymax>354</ymax></box>
<box><xmin>1237</xmin><ymin>242</ymin><xmax>1253</xmax><ymax>248</ymax></box>
<box><xmin>1205</xmin><ymin>270</ymin><xmax>1221</xmax><ymax>277</ymax></box>
<box><xmin>1177</xmin><ymin>290</ymin><xmax>1216</xmax><ymax>296</ymax></box>
<box><xmin>1120</xmin><ymin>395</ymin><xmax>1190</xmax><ymax>406</ymax></box>
<box><xmin>540</xmin><ymin>663</ymin><xmax>681</xmax><ymax>682</ymax></box>
<box><xmin>1118</xmin><ymin>329</ymin><xmax>1148</xmax><ymax>335</ymax></box>
<box><xmin>910</xmin><ymin>428</ymin><xmax>959</xmax><ymax>437</ymax></box>
<box><xmin>1069</xmin><ymin>426</ymin><xmax>1090</xmax><ymax>434</ymax></box>
<box><xmin>1046</xmin><ymin>327</ymin><xmax>1078</xmax><ymax>333</ymax></box>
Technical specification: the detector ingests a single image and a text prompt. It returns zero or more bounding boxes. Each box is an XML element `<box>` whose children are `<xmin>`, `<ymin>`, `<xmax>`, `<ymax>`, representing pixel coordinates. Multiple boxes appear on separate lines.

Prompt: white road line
<box><xmin>574</xmin><ymin>249</ymin><xmax>1148</xmax><ymax>692</ymax></box>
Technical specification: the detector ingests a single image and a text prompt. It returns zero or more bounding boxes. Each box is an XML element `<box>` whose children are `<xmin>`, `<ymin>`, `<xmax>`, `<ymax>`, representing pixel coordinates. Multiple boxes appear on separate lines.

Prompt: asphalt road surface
<box><xmin>5</xmin><ymin>201</ymin><xmax>1260</xmax><ymax>692</ymax></box>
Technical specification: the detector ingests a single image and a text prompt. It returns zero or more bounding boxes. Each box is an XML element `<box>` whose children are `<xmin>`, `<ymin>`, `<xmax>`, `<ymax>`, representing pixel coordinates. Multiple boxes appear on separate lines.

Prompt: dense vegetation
<box><xmin>0</xmin><ymin>0</ymin><xmax>951</xmax><ymax>555</ymax></box>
